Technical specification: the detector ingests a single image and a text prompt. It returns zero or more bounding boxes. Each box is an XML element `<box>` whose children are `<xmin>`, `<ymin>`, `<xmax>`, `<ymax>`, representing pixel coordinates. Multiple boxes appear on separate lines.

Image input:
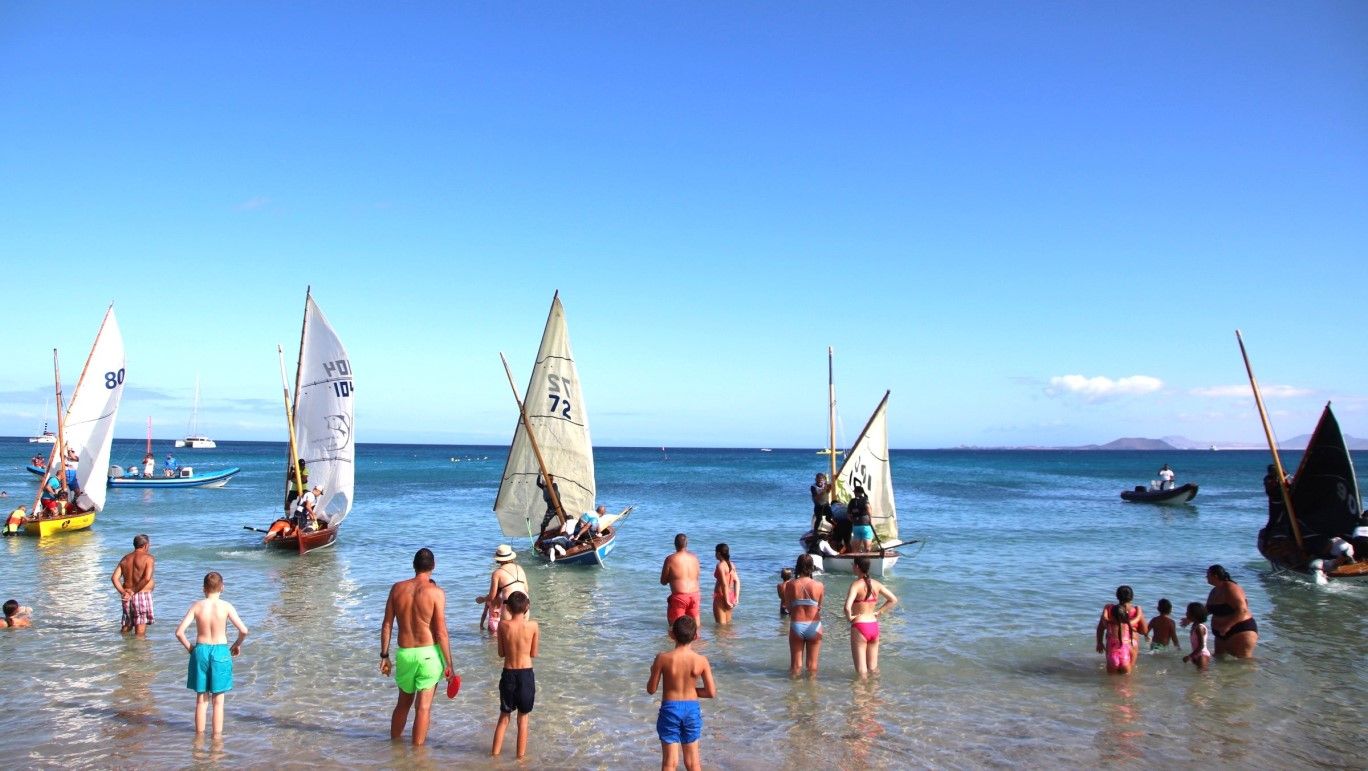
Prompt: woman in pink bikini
<box><xmin>1095</xmin><ymin>585</ymin><xmax>1147</xmax><ymax>674</ymax></box>
<box><xmin>843</xmin><ymin>557</ymin><xmax>898</xmax><ymax>678</ymax></box>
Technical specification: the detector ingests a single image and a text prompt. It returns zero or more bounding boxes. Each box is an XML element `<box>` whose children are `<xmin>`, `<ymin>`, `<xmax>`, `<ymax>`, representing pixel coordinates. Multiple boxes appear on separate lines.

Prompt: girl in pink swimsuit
<box><xmin>1095</xmin><ymin>585</ymin><xmax>1147</xmax><ymax>674</ymax></box>
<box><xmin>843</xmin><ymin>556</ymin><xmax>898</xmax><ymax>678</ymax></box>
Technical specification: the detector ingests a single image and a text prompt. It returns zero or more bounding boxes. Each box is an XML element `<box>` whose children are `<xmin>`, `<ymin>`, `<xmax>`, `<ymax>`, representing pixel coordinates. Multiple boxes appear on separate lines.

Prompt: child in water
<box><xmin>174</xmin><ymin>572</ymin><xmax>248</xmax><ymax>735</ymax></box>
<box><xmin>776</xmin><ymin>568</ymin><xmax>793</xmax><ymax>617</ymax></box>
<box><xmin>647</xmin><ymin>616</ymin><xmax>716</xmax><ymax>771</ymax></box>
<box><xmin>1182</xmin><ymin>602</ymin><xmax>1212</xmax><ymax>669</ymax></box>
<box><xmin>1149</xmin><ymin>598</ymin><xmax>1180</xmax><ymax>650</ymax></box>
<box><xmin>492</xmin><ymin>591</ymin><xmax>538</xmax><ymax>760</ymax></box>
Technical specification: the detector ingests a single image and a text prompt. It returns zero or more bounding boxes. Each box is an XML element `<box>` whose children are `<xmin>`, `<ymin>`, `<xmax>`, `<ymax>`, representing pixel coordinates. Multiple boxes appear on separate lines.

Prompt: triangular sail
<box><xmin>63</xmin><ymin>307</ymin><xmax>126</xmax><ymax>512</ymax></box>
<box><xmin>494</xmin><ymin>294</ymin><xmax>596</xmax><ymax>537</ymax></box>
<box><xmin>292</xmin><ymin>295</ymin><xmax>355</xmax><ymax>527</ymax></box>
<box><xmin>833</xmin><ymin>391</ymin><xmax>898</xmax><ymax>543</ymax></box>
<box><xmin>1288</xmin><ymin>404</ymin><xmax>1362</xmax><ymax>545</ymax></box>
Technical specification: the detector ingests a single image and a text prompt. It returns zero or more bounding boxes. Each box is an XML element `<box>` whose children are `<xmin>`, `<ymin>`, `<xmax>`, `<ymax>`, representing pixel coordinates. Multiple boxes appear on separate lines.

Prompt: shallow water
<box><xmin>1</xmin><ymin>440</ymin><xmax>1365</xmax><ymax>768</ymax></box>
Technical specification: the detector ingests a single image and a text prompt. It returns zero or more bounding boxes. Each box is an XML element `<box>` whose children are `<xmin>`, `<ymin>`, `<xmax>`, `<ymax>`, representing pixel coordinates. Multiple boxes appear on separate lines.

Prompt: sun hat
<box><xmin>493</xmin><ymin>544</ymin><xmax>517</xmax><ymax>563</ymax></box>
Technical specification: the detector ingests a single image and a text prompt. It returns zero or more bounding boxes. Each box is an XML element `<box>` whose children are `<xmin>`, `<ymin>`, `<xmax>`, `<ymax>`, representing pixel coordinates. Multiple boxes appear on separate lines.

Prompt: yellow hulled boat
<box><xmin>24</xmin><ymin>511</ymin><xmax>96</xmax><ymax>538</ymax></box>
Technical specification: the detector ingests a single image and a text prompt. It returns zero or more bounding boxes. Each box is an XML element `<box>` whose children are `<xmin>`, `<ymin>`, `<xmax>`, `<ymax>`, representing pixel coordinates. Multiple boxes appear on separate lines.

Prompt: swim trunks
<box><xmin>851</xmin><ymin>524</ymin><xmax>876</xmax><ymax>542</ymax></box>
<box><xmin>122</xmin><ymin>591</ymin><xmax>154</xmax><ymax>629</ymax></box>
<box><xmin>394</xmin><ymin>645</ymin><xmax>445</xmax><ymax>694</ymax></box>
<box><xmin>667</xmin><ymin>592</ymin><xmax>701</xmax><ymax>624</ymax></box>
<box><xmin>187</xmin><ymin>643</ymin><xmax>233</xmax><ymax>693</ymax></box>
<box><xmin>498</xmin><ymin>667</ymin><xmax>536</xmax><ymax>714</ymax></box>
<box><xmin>656</xmin><ymin>699</ymin><xmax>702</xmax><ymax>745</ymax></box>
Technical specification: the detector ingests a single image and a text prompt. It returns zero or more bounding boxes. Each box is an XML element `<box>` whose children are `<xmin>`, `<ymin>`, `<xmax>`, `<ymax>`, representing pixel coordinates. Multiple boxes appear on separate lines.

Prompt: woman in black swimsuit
<box><xmin>1194</xmin><ymin>564</ymin><xmax>1257</xmax><ymax>658</ymax></box>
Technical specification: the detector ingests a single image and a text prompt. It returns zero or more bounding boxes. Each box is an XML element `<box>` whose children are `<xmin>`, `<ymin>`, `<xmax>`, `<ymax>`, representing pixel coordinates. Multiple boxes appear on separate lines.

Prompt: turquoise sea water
<box><xmin>0</xmin><ymin>438</ymin><xmax>1365</xmax><ymax>768</ymax></box>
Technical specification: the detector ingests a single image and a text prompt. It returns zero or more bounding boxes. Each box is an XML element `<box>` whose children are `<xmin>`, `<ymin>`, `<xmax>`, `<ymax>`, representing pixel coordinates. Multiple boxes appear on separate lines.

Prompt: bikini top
<box><xmin>498</xmin><ymin>566</ymin><xmax>527</xmax><ymax>597</ymax></box>
<box><xmin>790</xmin><ymin>598</ymin><xmax>819</xmax><ymax>608</ymax></box>
<box><xmin>1208</xmin><ymin>602</ymin><xmax>1236</xmax><ymax>617</ymax></box>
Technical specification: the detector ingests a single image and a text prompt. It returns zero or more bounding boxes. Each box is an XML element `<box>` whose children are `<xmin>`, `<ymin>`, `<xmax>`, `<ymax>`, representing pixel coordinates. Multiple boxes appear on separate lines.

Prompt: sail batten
<box><xmin>494</xmin><ymin>295</ymin><xmax>596</xmax><ymax>538</ymax></box>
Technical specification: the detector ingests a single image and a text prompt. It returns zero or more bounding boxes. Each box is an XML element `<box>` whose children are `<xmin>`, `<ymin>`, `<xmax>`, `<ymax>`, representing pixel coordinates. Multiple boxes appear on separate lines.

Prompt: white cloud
<box><xmin>1045</xmin><ymin>374</ymin><xmax>1163</xmax><ymax>401</ymax></box>
<box><xmin>1190</xmin><ymin>384</ymin><xmax>1311</xmax><ymax>398</ymax></box>
<box><xmin>234</xmin><ymin>196</ymin><xmax>271</xmax><ymax>211</ymax></box>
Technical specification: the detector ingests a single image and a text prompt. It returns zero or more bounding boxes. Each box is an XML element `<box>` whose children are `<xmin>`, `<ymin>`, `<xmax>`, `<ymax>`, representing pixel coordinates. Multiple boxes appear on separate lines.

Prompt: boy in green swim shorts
<box><xmin>381</xmin><ymin>548</ymin><xmax>454</xmax><ymax>746</ymax></box>
<box><xmin>175</xmin><ymin>571</ymin><xmax>248</xmax><ymax>735</ymax></box>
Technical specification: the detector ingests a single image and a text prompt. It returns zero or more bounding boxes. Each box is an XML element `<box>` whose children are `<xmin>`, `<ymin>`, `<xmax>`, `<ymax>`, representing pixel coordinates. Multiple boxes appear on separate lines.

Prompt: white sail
<box><xmin>292</xmin><ymin>294</ymin><xmax>355</xmax><ymax>527</ymax></box>
<box><xmin>64</xmin><ymin>307</ymin><xmax>126</xmax><ymax>513</ymax></box>
<box><xmin>494</xmin><ymin>294</ymin><xmax>596</xmax><ymax>537</ymax></box>
<box><xmin>833</xmin><ymin>391</ymin><xmax>898</xmax><ymax>543</ymax></box>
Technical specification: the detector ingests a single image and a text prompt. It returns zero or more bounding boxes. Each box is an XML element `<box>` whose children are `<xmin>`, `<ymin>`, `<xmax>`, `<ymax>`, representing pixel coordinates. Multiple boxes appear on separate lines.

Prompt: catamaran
<box><xmin>175</xmin><ymin>374</ymin><xmax>216</xmax><ymax>448</ymax></box>
<box><xmin>1238</xmin><ymin>330</ymin><xmax>1368</xmax><ymax>580</ymax></box>
<box><xmin>799</xmin><ymin>347</ymin><xmax>912</xmax><ymax>576</ymax></box>
<box><xmin>493</xmin><ymin>292</ymin><xmax>632</xmax><ymax>566</ymax></box>
<box><xmin>258</xmin><ymin>289</ymin><xmax>355</xmax><ymax>555</ymax></box>
<box><xmin>25</xmin><ymin>306</ymin><xmax>126</xmax><ymax>537</ymax></box>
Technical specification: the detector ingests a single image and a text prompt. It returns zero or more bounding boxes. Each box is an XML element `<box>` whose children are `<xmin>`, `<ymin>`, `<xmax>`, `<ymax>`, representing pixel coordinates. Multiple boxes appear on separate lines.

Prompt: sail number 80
<box><xmin>104</xmin><ymin>369</ymin><xmax>125</xmax><ymax>390</ymax></box>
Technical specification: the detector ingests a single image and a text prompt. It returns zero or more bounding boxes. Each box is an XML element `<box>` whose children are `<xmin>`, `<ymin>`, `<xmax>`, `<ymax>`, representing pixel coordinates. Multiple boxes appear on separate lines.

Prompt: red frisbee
<box><xmin>446</xmin><ymin>674</ymin><xmax>461</xmax><ymax>699</ymax></box>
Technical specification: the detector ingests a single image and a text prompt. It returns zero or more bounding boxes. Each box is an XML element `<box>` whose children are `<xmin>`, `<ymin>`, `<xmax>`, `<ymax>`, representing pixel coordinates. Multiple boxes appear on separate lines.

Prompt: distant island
<box><xmin>948</xmin><ymin>434</ymin><xmax>1368</xmax><ymax>451</ymax></box>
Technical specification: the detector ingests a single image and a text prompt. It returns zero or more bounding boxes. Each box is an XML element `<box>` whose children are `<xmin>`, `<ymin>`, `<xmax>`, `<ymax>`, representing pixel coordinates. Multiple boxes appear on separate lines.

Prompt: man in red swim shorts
<box><xmin>660</xmin><ymin>533</ymin><xmax>701</xmax><ymax>629</ymax></box>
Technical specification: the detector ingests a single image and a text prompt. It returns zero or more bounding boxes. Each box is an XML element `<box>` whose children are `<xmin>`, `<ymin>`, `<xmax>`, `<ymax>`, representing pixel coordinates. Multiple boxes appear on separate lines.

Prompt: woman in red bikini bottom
<box><xmin>843</xmin><ymin>556</ymin><xmax>898</xmax><ymax>678</ymax></box>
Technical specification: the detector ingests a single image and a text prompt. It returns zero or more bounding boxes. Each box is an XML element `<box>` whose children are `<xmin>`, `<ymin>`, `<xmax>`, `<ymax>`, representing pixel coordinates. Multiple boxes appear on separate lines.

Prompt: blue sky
<box><xmin>1</xmin><ymin>3</ymin><xmax>1365</xmax><ymax>448</ymax></box>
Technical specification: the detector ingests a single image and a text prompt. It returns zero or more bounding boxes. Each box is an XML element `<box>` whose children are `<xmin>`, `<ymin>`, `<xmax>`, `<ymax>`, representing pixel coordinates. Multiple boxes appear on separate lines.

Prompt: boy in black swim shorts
<box><xmin>491</xmin><ymin>591</ymin><xmax>539</xmax><ymax>759</ymax></box>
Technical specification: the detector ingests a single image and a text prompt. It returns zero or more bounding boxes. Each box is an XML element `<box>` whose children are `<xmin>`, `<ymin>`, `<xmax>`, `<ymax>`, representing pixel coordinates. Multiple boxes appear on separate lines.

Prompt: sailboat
<box><xmin>175</xmin><ymin>375</ymin><xmax>216</xmax><ymax>448</ymax></box>
<box><xmin>260</xmin><ymin>289</ymin><xmax>355</xmax><ymax>555</ymax></box>
<box><xmin>493</xmin><ymin>293</ymin><xmax>633</xmax><ymax>566</ymax></box>
<box><xmin>799</xmin><ymin>347</ymin><xmax>910</xmax><ymax>576</ymax></box>
<box><xmin>27</xmin><ymin>400</ymin><xmax>56</xmax><ymax>444</ymax></box>
<box><xmin>25</xmin><ymin>306</ymin><xmax>126</xmax><ymax>537</ymax></box>
<box><xmin>1238</xmin><ymin>330</ymin><xmax>1368</xmax><ymax>579</ymax></box>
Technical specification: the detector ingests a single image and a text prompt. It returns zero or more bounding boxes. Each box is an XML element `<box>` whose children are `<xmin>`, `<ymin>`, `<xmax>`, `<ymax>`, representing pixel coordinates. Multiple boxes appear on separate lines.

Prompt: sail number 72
<box><xmin>547</xmin><ymin>374</ymin><xmax>574</xmax><ymax>419</ymax></box>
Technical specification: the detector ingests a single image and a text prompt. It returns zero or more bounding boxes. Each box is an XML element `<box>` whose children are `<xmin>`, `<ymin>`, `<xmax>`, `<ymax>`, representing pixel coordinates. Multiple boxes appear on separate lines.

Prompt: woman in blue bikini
<box><xmin>783</xmin><ymin>554</ymin><xmax>825</xmax><ymax>677</ymax></box>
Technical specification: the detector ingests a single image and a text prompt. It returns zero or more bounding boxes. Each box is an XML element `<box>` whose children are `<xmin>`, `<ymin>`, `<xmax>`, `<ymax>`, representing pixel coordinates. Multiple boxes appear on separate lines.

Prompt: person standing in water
<box><xmin>844</xmin><ymin>556</ymin><xmax>898</xmax><ymax>678</ymax></box>
<box><xmin>647</xmin><ymin>616</ymin><xmax>715</xmax><ymax>771</ymax></box>
<box><xmin>112</xmin><ymin>534</ymin><xmax>156</xmax><ymax>636</ymax></box>
<box><xmin>174</xmin><ymin>571</ymin><xmax>248</xmax><ymax>735</ymax></box>
<box><xmin>1095</xmin><ymin>585</ymin><xmax>1147</xmax><ymax>674</ymax></box>
<box><xmin>1190</xmin><ymin>564</ymin><xmax>1257</xmax><ymax>658</ymax></box>
<box><xmin>380</xmin><ymin>548</ymin><xmax>455</xmax><ymax>746</ymax></box>
<box><xmin>783</xmin><ymin>554</ymin><xmax>825</xmax><ymax>677</ymax></box>
<box><xmin>711</xmin><ymin>544</ymin><xmax>740</xmax><ymax>625</ymax></box>
<box><xmin>661</xmin><ymin>533</ymin><xmax>702</xmax><ymax>631</ymax></box>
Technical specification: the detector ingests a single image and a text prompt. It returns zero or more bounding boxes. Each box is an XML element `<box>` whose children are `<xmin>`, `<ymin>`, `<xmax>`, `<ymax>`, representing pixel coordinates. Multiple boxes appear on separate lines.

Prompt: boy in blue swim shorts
<box><xmin>647</xmin><ymin>616</ymin><xmax>716</xmax><ymax>770</ymax></box>
<box><xmin>175</xmin><ymin>571</ymin><xmax>249</xmax><ymax>735</ymax></box>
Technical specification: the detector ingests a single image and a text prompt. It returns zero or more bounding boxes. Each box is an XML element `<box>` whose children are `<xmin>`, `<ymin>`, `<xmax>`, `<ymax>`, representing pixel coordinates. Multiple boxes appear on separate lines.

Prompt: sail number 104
<box><xmin>323</xmin><ymin>359</ymin><xmax>354</xmax><ymax>398</ymax></box>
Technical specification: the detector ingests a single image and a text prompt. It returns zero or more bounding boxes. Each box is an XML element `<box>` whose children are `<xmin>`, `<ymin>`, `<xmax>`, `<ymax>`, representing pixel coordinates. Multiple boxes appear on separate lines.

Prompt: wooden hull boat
<box><xmin>799</xmin><ymin>532</ymin><xmax>904</xmax><ymax>576</ymax></box>
<box><xmin>535</xmin><ymin>527</ymin><xmax>618</xmax><ymax>566</ymax></box>
<box><xmin>263</xmin><ymin>519</ymin><xmax>339</xmax><ymax>554</ymax></box>
<box><xmin>23</xmin><ymin>510</ymin><xmax>96</xmax><ymax>537</ymax></box>
<box><xmin>1120</xmin><ymin>483</ymin><xmax>1198</xmax><ymax>505</ymax></box>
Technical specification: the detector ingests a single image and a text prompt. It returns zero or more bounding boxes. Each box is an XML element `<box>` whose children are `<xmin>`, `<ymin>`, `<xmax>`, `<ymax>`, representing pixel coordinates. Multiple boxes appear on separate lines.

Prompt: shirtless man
<box><xmin>660</xmin><ymin>533</ymin><xmax>702</xmax><ymax>631</ymax></box>
<box><xmin>174</xmin><ymin>571</ymin><xmax>248</xmax><ymax>735</ymax></box>
<box><xmin>111</xmin><ymin>534</ymin><xmax>155</xmax><ymax>636</ymax></box>
<box><xmin>380</xmin><ymin>548</ymin><xmax>455</xmax><ymax>746</ymax></box>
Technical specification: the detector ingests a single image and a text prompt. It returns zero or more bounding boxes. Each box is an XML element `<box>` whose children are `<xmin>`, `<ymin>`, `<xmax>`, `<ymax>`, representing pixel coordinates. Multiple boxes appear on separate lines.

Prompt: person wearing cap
<box><xmin>481</xmin><ymin>545</ymin><xmax>529</xmax><ymax>635</ymax></box>
<box><xmin>293</xmin><ymin>485</ymin><xmax>328</xmax><ymax>531</ymax></box>
<box><xmin>4</xmin><ymin>504</ymin><xmax>26</xmax><ymax>536</ymax></box>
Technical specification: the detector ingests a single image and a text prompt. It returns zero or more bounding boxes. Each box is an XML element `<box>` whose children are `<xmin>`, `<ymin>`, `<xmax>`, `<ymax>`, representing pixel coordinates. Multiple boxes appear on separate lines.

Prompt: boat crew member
<box><xmin>810</xmin><ymin>473</ymin><xmax>833</xmax><ymax>535</ymax></box>
<box><xmin>1157</xmin><ymin>464</ymin><xmax>1175</xmax><ymax>491</ymax></box>
<box><xmin>164</xmin><ymin>454</ymin><xmax>180</xmax><ymax>477</ymax></box>
<box><xmin>65</xmin><ymin>446</ymin><xmax>80</xmax><ymax>466</ymax></box>
<box><xmin>574</xmin><ymin>505</ymin><xmax>607</xmax><ymax>544</ymax></box>
<box><xmin>4</xmin><ymin>505</ymin><xmax>26</xmax><ymax>536</ymax></box>
<box><xmin>539</xmin><ymin>517</ymin><xmax>577</xmax><ymax>560</ymax></box>
<box><xmin>535</xmin><ymin>474</ymin><xmax>561</xmax><ymax>535</ymax></box>
<box><xmin>39</xmin><ymin>475</ymin><xmax>61</xmax><ymax>515</ymax></box>
<box><xmin>294</xmin><ymin>485</ymin><xmax>327</xmax><ymax>530</ymax></box>
<box><xmin>142</xmin><ymin>453</ymin><xmax>155</xmax><ymax>478</ymax></box>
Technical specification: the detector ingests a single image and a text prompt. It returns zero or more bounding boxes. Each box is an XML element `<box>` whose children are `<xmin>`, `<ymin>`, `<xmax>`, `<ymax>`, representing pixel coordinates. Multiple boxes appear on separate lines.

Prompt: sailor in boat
<box><xmin>810</xmin><ymin>474</ymin><xmax>833</xmax><ymax>535</ymax></box>
<box><xmin>65</xmin><ymin>446</ymin><xmax>80</xmax><ymax>466</ymax></box>
<box><xmin>141</xmin><ymin>453</ymin><xmax>155</xmax><ymax>478</ymax></box>
<box><xmin>164</xmin><ymin>454</ymin><xmax>180</xmax><ymax>477</ymax></box>
<box><xmin>293</xmin><ymin>485</ymin><xmax>329</xmax><ymax>531</ymax></box>
<box><xmin>30</xmin><ymin>454</ymin><xmax>46</xmax><ymax>470</ymax></box>
<box><xmin>537</xmin><ymin>516</ymin><xmax>578</xmax><ymax>561</ymax></box>
<box><xmin>535</xmin><ymin>474</ymin><xmax>561</xmax><ymax>535</ymax></box>
<box><xmin>39</xmin><ymin>476</ymin><xmax>62</xmax><ymax>517</ymax></box>
<box><xmin>1157</xmin><ymin>464</ymin><xmax>1175</xmax><ymax>490</ymax></box>
<box><xmin>573</xmin><ymin>505</ymin><xmax>607</xmax><ymax>545</ymax></box>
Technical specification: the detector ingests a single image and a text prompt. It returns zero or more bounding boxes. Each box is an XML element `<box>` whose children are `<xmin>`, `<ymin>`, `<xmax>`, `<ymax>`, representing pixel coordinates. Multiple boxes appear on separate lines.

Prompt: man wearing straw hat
<box><xmin>480</xmin><ymin>545</ymin><xmax>529</xmax><ymax>635</ymax></box>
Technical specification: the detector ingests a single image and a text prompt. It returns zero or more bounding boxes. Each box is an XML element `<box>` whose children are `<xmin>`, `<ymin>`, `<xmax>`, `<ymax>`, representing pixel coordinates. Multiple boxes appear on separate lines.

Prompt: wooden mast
<box><xmin>31</xmin><ymin>350</ymin><xmax>67</xmax><ymax>517</ymax></box>
<box><xmin>1236</xmin><ymin>330</ymin><xmax>1304</xmax><ymax>553</ymax></box>
<box><xmin>500</xmin><ymin>351</ymin><xmax>568</xmax><ymax>535</ymax></box>
<box><xmin>827</xmin><ymin>347</ymin><xmax>837</xmax><ymax>503</ymax></box>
